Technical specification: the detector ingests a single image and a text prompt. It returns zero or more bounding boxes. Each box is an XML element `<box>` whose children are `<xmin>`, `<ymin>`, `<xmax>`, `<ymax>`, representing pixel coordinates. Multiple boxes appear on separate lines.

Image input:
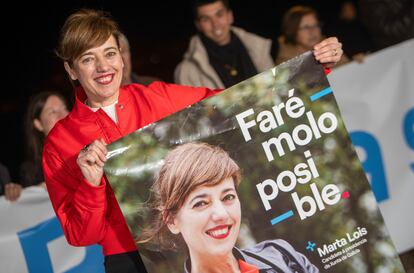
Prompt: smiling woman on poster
<box><xmin>141</xmin><ymin>142</ymin><xmax>319</xmax><ymax>273</ymax></box>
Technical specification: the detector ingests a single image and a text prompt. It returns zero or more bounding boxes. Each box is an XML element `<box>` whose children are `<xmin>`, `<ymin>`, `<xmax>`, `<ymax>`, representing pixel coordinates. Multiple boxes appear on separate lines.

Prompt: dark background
<box><xmin>1</xmin><ymin>0</ymin><xmax>344</xmax><ymax>180</ymax></box>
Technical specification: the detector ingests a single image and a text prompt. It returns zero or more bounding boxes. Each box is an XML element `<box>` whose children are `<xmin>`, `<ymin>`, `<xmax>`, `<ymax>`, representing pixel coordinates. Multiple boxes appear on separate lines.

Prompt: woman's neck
<box><xmin>85</xmin><ymin>95</ymin><xmax>118</xmax><ymax>108</ymax></box>
<box><xmin>189</xmin><ymin>251</ymin><xmax>240</xmax><ymax>273</ymax></box>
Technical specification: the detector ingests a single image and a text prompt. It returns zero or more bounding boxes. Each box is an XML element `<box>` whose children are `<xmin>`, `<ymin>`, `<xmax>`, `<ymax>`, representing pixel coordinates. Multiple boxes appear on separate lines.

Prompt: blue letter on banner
<box><xmin>18</xmin><ymin>217</ymin><xmax>104</xmax><ymax>273</ymax></box>
<box><xmin>350</xmin><ymin>131</ymin><xmax>389</xmax><ymax>202</ymax></box>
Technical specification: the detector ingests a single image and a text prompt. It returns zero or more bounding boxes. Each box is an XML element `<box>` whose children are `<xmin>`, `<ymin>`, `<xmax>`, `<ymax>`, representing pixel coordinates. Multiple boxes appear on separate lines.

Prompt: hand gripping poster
<box><xmin>104</xmin><ymin>52</ymin><xmax>406</xmax><ymax>273</ymax></box>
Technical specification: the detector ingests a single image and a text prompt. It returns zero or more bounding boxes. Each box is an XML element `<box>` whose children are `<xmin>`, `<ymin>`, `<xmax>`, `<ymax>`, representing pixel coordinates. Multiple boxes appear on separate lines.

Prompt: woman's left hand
<box><xmin>313</xmin><ymin>37</ymin><xmax>343</xmax><ymax>68</ymax></box>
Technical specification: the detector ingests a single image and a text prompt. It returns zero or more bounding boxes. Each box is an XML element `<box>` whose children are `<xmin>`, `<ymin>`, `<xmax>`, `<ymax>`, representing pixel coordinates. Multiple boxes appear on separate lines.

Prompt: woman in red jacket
<box><xmin>42</xmin><ymin>8</ymin><xmax>343</xmax><ymax>273</ymax></box>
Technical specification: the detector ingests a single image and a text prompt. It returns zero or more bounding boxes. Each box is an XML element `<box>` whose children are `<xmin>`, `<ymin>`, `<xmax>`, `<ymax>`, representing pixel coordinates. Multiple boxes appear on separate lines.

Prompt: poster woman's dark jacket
<box><xmin>184</xmin><ymin>239</ymin><xmax>319</xmax><ymax>273</ymax></box>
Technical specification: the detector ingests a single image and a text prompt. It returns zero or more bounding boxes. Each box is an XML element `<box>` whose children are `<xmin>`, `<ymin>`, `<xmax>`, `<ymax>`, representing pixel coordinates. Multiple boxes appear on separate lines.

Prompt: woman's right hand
<box><xmin>76</xmin><ymin>139</ymin><xmax>107</xmax><ymax>186</ymax></box>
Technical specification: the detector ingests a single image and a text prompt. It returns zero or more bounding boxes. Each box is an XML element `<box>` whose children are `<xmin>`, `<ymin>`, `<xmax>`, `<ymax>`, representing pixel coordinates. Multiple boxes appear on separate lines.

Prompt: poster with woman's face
<box><xmin>104</xmin><ymin>52</ymin><xmax>406</xmax><ymax>273</ymax></box>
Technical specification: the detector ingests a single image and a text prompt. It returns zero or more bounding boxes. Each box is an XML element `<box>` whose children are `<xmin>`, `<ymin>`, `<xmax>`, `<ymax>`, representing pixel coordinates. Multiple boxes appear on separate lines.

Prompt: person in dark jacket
<box><xmin>140</xmin><ymin>142</ymin><xmax>319</xmax><ymax>273</ymax></box>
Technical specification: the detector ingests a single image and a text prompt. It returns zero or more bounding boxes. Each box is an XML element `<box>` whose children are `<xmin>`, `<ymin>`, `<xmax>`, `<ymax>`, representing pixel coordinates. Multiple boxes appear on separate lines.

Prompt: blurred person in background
<box><xmin>175</xmin><ymin>0</ymin><xmax>274</xmax><ymax>89</ymax></box>
<box><xmin>1</xmin><ymin>92</ymin><xmax>68</xmax><ymax>202</ymax></box>
<box><xmin>19</xmin><ymin>91</ymin><xmax>69</xmax><ymax>189</ymax></box>
<box><xmin>275</xmin><ymin>5</ymin><xmax>349</xmax><ymax>67</ymax></box>
<box><xmin>118</xmin><ymin>32</ymin><xmax>160</xmax><ymax>86</ymax></box>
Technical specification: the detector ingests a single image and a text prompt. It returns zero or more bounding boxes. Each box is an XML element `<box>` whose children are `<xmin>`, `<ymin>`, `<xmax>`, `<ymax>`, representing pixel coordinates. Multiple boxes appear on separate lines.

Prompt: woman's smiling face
<box><xmin>64</xmin><ymin>35</ymin><xmax>124</xmax><ymax>107</ymax></box>
<box><xmin>167</xmin><ymin>177</ymin><xmax>241</xmax><ymax>258</ymax></box>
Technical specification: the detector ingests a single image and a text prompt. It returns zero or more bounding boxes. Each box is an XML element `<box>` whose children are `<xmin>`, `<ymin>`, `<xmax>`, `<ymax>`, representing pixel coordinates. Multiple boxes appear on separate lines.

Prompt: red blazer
<box><xmin>43</xmin><ymin>82</ymin><xmax>219</xmax><ymax>256</ymax></box>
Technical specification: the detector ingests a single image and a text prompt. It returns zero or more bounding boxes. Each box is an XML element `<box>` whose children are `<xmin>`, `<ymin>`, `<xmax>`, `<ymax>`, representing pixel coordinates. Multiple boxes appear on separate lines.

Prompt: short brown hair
<box><xmin>282</xmin><ymin>6</ymin><xmax>318</xmax><ymax>45</ymax></box>
<box><xmin>56</xmin><ymin>9</ymin><xmax>120</xmax><ymax>64</ymax></box>
<box><xmin>139</xmin><ymin>142</ymin><xmax>240</xmax><ymax>249</ymax></box>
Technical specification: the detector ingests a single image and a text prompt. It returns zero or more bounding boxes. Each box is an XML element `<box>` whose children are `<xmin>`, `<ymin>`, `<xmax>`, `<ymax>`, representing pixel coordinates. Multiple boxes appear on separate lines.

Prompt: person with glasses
<box><xmin>275</xmin><ymin>6</ymin><xmax>349</xmax><ymax>66</ymax></box>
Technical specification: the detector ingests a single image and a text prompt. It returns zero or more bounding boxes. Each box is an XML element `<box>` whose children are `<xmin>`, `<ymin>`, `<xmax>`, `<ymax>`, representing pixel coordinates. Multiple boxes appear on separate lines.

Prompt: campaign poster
<box><xmin>104</xmin><ymin>52</ymin><xmax>405</xmax><ymax>273</ymax></box>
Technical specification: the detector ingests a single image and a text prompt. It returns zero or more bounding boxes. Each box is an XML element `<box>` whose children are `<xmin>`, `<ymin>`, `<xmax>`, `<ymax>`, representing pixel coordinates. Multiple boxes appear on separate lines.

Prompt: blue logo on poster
<box><xmin>17</xmin><ymin>217</ymin><xmax>104</xmax><ymax>273</ymax></box>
